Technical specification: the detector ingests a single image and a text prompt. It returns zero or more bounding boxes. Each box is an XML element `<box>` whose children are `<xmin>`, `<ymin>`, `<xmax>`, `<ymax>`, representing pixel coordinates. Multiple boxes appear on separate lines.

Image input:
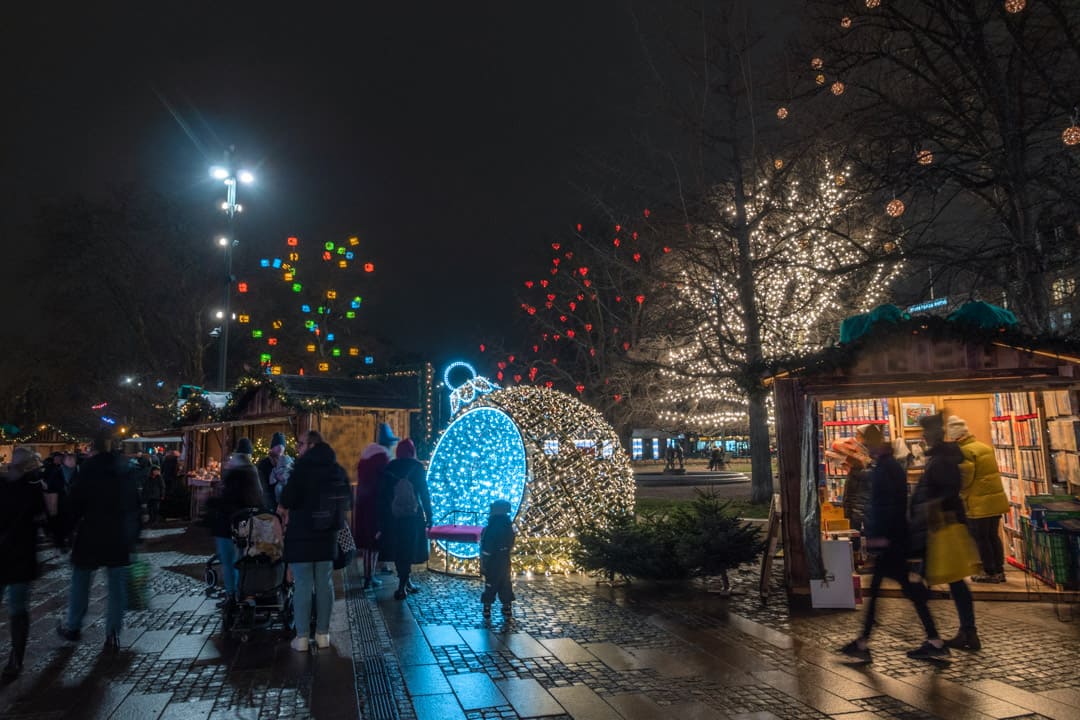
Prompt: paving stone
<box><xmin>110</xmin><ymin>692</ymin><xmax>172</xmax><ymax>720</ymax></box>
<box><xmin>538</xmin><ymin>638</ymin><xmax>597</xmax><ymax>665</ymax></box>
<box><xmin>580</xmin><ymin>643</ymin><xmax>651</xmax><ymax>672</ymax></box>
<box><xmin>449</xmin><ymin>672</ymin><xmax>508</xmax><ymax>710</ymax></box>
<box><xmin>158</xmin><ymin>699</ymin><xmax>216</xmax><ymax>720</ymax></box>
<box><xmin>495</xmin><ymin>677</ymin><xmax>565</xmax><ymax>718</ymax></box>
<box><xmin>459</xmin><ymin>628</ymin><xmax>508</xmax><ymax>654</ymax></box>
<box><xmin>728</xmin><ymin>712</ymin><xmax>781</xmax><ymax>720</ymax></box>
<box><xmin>970</xmin><ymin>680</ymin><xmax>1078</xmax><ymax>720</ymax></box>
<box><xmin>751</xmin><ymin>669</ymin><xmax>862</xmax><ymax>715</ymax></box>
<box><xmin>424</xmin><ymin>624</ymin><xmax>466</xmax><ymax>647</ymax></box>
<box><xmin>664</xmin><ymin>701</ymin><xmax>728</xmax><ymax>719</ymax></box>
<box><xmin>604</xmin><ymin>692</ymin><xmax>665</xmax><ymax>720</ymax></box>
<box><xmin>131</xmin><ymin>629</ymin><xmax>178</xmax><ymax>653</ymax></box>
<box><xmin>502</xmin><ymin>633</ymin><xmax>553</xmax><ymax>660</ymax></box>
<box><xmin>403</xmin><ymin>664</ymin><xmax>452</xmax><ymax>696</ymax></box>
<box><xmin>548</xmin><ymin>685</ymin><xmax>621</xmax><ymax>720</ymax></box>
<box><xmin>899</xmin><ymin>673</ymin><xmax>1028</xmax><ymax>719</ymax></box>
<box><xmin>413</xmin><ymin>693</ymin><xmax>467</xmax><ymax>720</ymax></box>
<box><xmin>159</xmin><ymin>633</ymin><xmax>211</xmax><ymax>661</ymax></box>
<box><xmin>87</xmin><ymin>682</ymin><xmax>135</xmax><ymax>720</ymax></box>
<box><xmin>1040</xmin><ymin>688</ymin><xmax>1080</xmax><ymax>707</ymax></box>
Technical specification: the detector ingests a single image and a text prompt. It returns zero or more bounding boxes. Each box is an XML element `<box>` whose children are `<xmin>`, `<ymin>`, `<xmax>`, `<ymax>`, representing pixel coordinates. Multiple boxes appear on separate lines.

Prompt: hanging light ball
<box><xmin>815</xmin><ymin>74</ymin><xmax>826</xmax><ymax>85</ymax></box>
<box><xmin>865</xmin><ymin>0</ymin><xmax>880</xmax><ymax>8</ymax></box>
<box><xmin>886</xmin><ymin>198</ymin><xmax>906</xmax><ymax>217</ymax></box>
<box><xmin>831</xmin><ymin>81</ymin><xmax>846</xmax><ymax>95</ymax></box>
<box><xmin>774</xmin><ymin>158</ymin><xmax>784</xmax><ymax>170</ymax></box>
<box><xmin>776</xmin><ymin>106</ymin><xmax>789</xmax><ymax>120</ymax></box>
<box><xmin>811</xmin><ymin>57</ymin><xmax>823</xmax><ymax>70</ymax></box>
<box><xmin>1004</xmin><ymin>0</ymin><xmax>1026</xmax><ymax>13</ymax></box>
<box><xmin>1063</xmin><ymin>125</ymin><xmax>1080</xmax><ymax>147</ymax></box>
<box><xmin>916</xmin><ymin>149</ymin><xmax>934</xmax><ymax>165</ymax></box>
<box><xmin>835</xmin><ymin>174</ymin><xmax>846</xmax><ymax>186</ymax></box>
<box><xmin>884</xmin><ymin>241</ymin><xmax>897</xmax><ymax>253</ymax></box>
<box><xmin>840</xmin><ymin>16</ymin><xmax>852</xmax><ymax>29</ymax></box>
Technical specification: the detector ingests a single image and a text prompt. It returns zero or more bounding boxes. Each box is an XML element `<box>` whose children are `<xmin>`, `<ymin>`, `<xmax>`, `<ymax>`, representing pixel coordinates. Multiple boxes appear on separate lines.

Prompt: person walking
<box><xmin>1</xmin><ymin>448</ymin><xmax>48</xmax><ymax>679</ymax></box>
<box><xmin>913</xmin><ymin>413</ymin><xmax>981</xmax><ymax>651</ymax></box>
<box><xmin>143</xmin><ymin>465</ymin><xmax>166</xmax><ymax>524</ymax></box>
<box><xmin>56</xmin><ymin>435</ymin><xmax>142</xmax><ymax>653</ymax></box>
<box><xmin>480</xmin><ymin>500</ymin><xmax>515</xmax><ymax>618</ymax></box>
<box><xmin>839</xmin><ymin>424</ymin><xmax>948</xmax><ymax>663</ymax></box>
<box><xmin>209</xmin><ymin>438</ymin><xmax>264</xmax><ymax>608</ymax></box>
<box><xmin>281</xmin><ymin>430</ymin><xmax>351</xmax><ymax>652</ymax></box>
<box><xmin>946</xmin><ymin>416</ymin><xmax>1009</xmax><ymax>584</ymax></box>
<box><xmin>378</xmin><ymin>439</ymin><xmax>432</xmax><ymax>600</ymax></box>
<box><xmin>354</xmin><ymin>442</ymin><xmax>389</xmax><ymax>589</ymax></box>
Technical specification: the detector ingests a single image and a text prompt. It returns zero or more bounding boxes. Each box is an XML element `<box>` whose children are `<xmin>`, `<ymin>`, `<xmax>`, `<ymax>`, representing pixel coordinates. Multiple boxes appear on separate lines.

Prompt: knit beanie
<box><xmin>270</xmin><ymin>432</ymin><xmax>287</xmax><ymax>450</ymax></box>
<box><xmin>395</xmin><ymin>438</ymin><xmax>416</xmax><ymax>459</ymax></box>
<box><xmin>235</xmin><ymin>437</ymin><xmax>254</xmax><ymax>455</ymax></box>
<box><xmin>946</xmin><ymin>416</ymin><xmax>970</xmax><ymax>442</ymax></box>
<box><xmin>490</xmin><ymin>499</ymin><xmax>512</xmax><ymax>516</ymax></box>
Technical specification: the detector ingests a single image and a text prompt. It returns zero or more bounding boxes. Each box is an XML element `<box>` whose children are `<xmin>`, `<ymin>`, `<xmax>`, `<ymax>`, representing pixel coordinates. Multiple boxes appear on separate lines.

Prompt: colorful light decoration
<box><xmin>318</xmin><ymin>362</ymin><xmax>329</xmax><ymax>372</ymax></box>
<box><xmin>426</xmin><ymin>366</ymin><xmax>634</xmax><ymax>568</ymax></box>
<box><xmin>865</xmin><ymin>0</ymin><xmax>880</xmax><ymax>7</ymax></box>
<box><xmin>840</xmin><ymin>16</ymin><xmax>852</xmax><ymax>28</ymax></box>
<box><xmin>916</xmin><ymin>149</ymin><xmax>934</xmax><ymax>165</ymax></box>
<box><xmin>831</xmin><ymin>81</ymin><xmax>845</xmax><ymax>95</ymax></box>
<box><xmin>287</xmin><ymin>237</ymin><xmax>299</xmax><ymax>246</ymax></box>
<box><xmin>1004</xmin><ymin>0</ymin><xmax>1025</xmax><ymax>12</ymax></box>
<box><xmin>1063</xmin><ymin>124</ymin><xmax>1080</xmax><ymax>147</ymax></box>
<box><xmin>811</xmin><ymin>57</ymin><xmax>823</xmax><ymax>70</ymax></box>
<box><xmin>886</xmin><ymin>198</ymin><xmax>906</xmax><ymax>217</ymax></box>
<box><xmin>238</xmin><ymin>314</ymin><xmax>250</xmax><ymax>323</ymax></box>
<box><xmin>777</xmin><ymin>106</ymin><xmax>789</xmax><ymax>119</ymax></box>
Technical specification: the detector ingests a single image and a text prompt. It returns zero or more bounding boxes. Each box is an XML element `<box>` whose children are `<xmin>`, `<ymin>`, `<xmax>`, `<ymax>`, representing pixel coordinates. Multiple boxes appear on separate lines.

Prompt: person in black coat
<box><xmin>208</xmin><ymin>438</ymin><xmax>265</xmax><ymax>607</ymax></box>
<box><xmin>1</xmin><ymin>448</ymin><xmax>48</xmax><ymax>679</ymax></box>
<box><xmin>377</xmin><ymin>439</ymin><xmax>432</xmax><ymax>600</ymax></box>
<box><xmin>911</xmin><ymin>412</ymin><xmax>980</xmax><ymax>652</ymax></box>
<box><xmin>480</xmin><ymin>500</ymin><xmax>515</xmax><ymax>617</ymax></box>
<box><xmin>281</xmin><ymin>430</ymin><xmax>351</xmax><ymax>652</ymax></box>
<box><xmin>57</xmin><ymin>437</ymin><xmax>142</xmax><ymax>653</ymax></box>
<box><xmin>839</xmin><ymin>424</ymin><xmax>947</xmax><ymax>664</ymax></box>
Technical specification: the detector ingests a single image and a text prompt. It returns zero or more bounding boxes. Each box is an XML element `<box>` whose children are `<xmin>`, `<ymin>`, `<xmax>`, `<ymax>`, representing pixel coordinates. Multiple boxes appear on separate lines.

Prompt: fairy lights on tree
<box><xmin>238</xmin><ymin>235</ymin><xmax>378</xmax><ymax>375</ymax></box>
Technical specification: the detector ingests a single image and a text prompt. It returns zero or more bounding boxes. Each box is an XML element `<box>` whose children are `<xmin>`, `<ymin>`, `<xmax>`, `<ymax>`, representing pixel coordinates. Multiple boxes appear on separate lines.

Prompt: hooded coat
<box><xmin>377</xmin><ymin>456</ymin><xmax>432</xmax><ymax>565</ymax></box>
<box><xmin>909</xmin><ymin>442</ymin><xmax>965</xmax><ymax>559</ymax></box>
<box><xmin>69</xmin><ymin>451</ymin><xmax>142</xmax><ymax>569</ymax></box>
<box><xmin>281</xmin><ymin>442</ymin><xmax>352</xmax><ymax>563</ymax></box>
<box><xmin>354</xmin><ymin>443</ymin><xmax>389</xmax><ymax>550</ymax></box>
<box><xmin>955</xmin><ymin>436</ymin><xmax>1010</xmax><ymax>519</ymax></box>
<box><xmin>209</xmin><ymin>456</ymin><xmax>265</xmax><ymax>539</ymax></box>
<box><xmin>0</xmin><ymin>467</ymin><xmax>47</xmax><ymax>584</ymax></box>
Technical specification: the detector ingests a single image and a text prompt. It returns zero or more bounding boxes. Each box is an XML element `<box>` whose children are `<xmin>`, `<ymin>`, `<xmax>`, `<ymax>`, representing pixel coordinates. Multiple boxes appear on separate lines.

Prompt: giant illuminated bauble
<box><xmin>426</xmin><ymin>367</ymin><xmax>635</xmax><ymax>567</ymax></box>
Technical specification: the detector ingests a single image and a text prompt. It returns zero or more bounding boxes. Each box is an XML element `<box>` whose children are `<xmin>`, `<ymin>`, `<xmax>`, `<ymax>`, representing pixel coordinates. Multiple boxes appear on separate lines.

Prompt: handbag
<box><xmin>924</xmin><ymin>504</ymin><xmax>980</xmax><ymax>585</ymax></box>
<box><xmin>126</xmin><ymin>555</ymin><xmax>151</xmax><ymax>611</ymax></box>
<box><xmin>334</xmin><ymin>525</ymin><xmax>357</xmax><ymax>570</ymax></box>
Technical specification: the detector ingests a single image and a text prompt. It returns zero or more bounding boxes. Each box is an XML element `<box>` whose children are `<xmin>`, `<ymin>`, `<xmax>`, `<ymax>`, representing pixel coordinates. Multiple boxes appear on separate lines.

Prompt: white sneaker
<box><xmin>290</xmin><ymin>636</ymin><xmax>309</xmax><ymax>652</ymax></box>
<box><xmin>315</xmin><ymin>633</ymin><xmax>330</xmax><ymax>649</ymax></box>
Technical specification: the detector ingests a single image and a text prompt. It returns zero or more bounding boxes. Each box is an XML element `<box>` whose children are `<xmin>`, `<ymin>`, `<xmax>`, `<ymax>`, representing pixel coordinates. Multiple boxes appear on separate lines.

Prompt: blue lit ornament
<box><xmin>426</xmin><ymin>363</ymin><xmax>635</xmax><ymax>567</ymax></box>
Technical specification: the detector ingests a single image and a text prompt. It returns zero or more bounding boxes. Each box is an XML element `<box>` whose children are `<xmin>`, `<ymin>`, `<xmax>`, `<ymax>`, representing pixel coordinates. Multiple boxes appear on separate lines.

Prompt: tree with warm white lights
<box><xmin>802</xmin><ymin>0</ymin><xmax>1080</xmax><ymax>333</ymax></box>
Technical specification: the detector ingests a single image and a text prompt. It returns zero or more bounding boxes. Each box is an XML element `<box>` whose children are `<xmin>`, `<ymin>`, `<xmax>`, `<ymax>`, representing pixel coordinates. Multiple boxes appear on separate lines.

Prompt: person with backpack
<box><xmin>281</xmin><ymin>430</ymin><xmax>351</xmax><ymax>652</ymax></box>
<box><xmin>377</xmin><ymin>439</ymin><xmax>432</xmax><ymax>600</ymax></box>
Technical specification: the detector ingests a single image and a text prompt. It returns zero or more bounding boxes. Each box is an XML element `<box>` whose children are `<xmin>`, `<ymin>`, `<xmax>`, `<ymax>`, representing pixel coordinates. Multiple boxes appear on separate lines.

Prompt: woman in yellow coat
<box><xmin>946</xmin><ymin>416</ymin><xmax>1010</xmax><ymax>584</ymax></box>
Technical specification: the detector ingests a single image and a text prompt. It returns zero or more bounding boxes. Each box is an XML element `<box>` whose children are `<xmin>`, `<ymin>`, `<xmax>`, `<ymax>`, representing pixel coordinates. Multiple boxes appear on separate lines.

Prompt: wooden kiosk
<box><xmin>769</xmin><ymin>316</ymin><xmax>1080</xmax><ymax>606</ymax></box>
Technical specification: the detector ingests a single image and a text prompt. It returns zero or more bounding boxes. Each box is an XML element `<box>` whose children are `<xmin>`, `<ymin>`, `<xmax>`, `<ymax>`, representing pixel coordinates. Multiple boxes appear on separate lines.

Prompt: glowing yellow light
<box><xmin>1063</xmin><ymin>125</ymin><xmax>1080</xmax><ymax>146</ymax></box>
<box><xmin>272</xmin><ymin>320</ymin><xmax>283</xmax><ymax>329</ymax></box>
<box><xmin>1004</xmin><ymin>0</ymin><xmax>1025</xmax><ymax>12</ymax></box>
<box><xmin>289</xmin><ymin>252</ymin><xmax>299</xmax><ymax>261</ymax></box>
<box><xmin>774</xmin><ymin>158</ymin><xmax>784</xmax><ymax>170</ymax></box>
<box><xmin>866</xmin><ymin>0</ymin><xmax>880</xmax><ymax>8</ymax></box>
<box><xmin>338</xmin><ymin>260</ymin><xmax>347</xmax><ymax>268</ymax></box>
<box><xmin>815</xmin><ymin>74</ymin><xmax>825</xmax><ymax>85</ymax></box>
<box><xmin>776</xmin><ymin>106</ymin><xmax>789</xmax><ymax>120</ymax></box>
<box><xmin>835</xmin><ymin>174</ymin><xmax>846</xmax><ymax>186</ymax></box>
<box><xmin>284</xmin><ymin>272</ymin><xmax>293</xmax><ymax>281</ymax></box>
<box><xmin>327</xmin><ymin>290</ymin><xmax>337</xmax><ymax>299</ymax></box>
<box><xmin>884</xmin><ymin>241</ymin><xmax>896</xmax><ymax>253</ymax></box>
<box><xmin>307</xmin><ymin>344</ymin><xmax>316</xmax><ymax>353</ymax></box>
<box><xmin>349</xmin><ymin>347</ymin><xmax>360</xmax><ymax>356</ymax></box>
<box><xmin>318</xmin><ymin>362</ymin><xmax>329</xmax><ymax>372</ymax></box>
<box><xmin>238</xmin><ymin>314</ymin><xmax>250</xmax><ymax>323</ymax></box>
<box><xmin>916</xmin><ymin>149</ymin><xmax>934</xmax><ymax>165</ymax></box>
<box><xmin>348</xmin><ymin>236</ymin><xmax>359</xmax><ymax>246</ymax></box>
<box><xmin>811</xmin><ymin>57</ymin><xmax>823</xmax><ymax>70</ymax></box>
<box><xmin>271</xmin><ymin>365</ymin><xmax>282</xmax><ymax>375</ymax></box>
<box><xmin>886</xmin><ymin>198</ymin><xmax>906</xmax><ymax>217</ymax></box>
<box><xmin>840</xmin><ymin>16</ymin><xmax>852</xmax><ymax>28</ymax></box>
<box><xmin>831</xmin><ymin>81</ymin><xmax>845</xmax><ymax>95</ymax></box>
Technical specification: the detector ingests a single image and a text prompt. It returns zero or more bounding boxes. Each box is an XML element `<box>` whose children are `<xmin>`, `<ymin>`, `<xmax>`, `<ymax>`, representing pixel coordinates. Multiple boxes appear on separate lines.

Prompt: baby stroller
<box><xmin>222</xmin><ymin>509</ymin><xmax>293</xmax><ymax>642</ymax></box>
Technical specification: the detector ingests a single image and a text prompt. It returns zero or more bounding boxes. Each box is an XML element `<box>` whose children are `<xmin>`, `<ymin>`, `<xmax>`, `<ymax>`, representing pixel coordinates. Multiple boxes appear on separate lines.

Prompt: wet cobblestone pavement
<box><xmin>2</xmin><ymin>524</ymin><xmax>1078</xmax><ymax>719</ymax></box>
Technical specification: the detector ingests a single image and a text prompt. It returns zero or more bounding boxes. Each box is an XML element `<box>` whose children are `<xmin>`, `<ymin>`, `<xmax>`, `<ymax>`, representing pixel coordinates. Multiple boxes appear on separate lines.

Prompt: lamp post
<box><xmin>210</xmin><ymin>151</ymin><xmax>254</xmax><ymax>391</ymax></box>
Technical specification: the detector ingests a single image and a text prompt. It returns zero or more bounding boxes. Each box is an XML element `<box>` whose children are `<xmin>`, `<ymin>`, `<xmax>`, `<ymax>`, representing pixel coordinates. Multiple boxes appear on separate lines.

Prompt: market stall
<box><xmin>770</xmin><ymin>313</ymin><xmax>1080</xmax><ymax>607</ymax></box>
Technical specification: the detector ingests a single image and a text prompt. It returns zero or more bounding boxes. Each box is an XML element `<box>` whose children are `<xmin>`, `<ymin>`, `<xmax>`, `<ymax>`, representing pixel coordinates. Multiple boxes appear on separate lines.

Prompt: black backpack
<box><xmin>389</xmin><ymin>470</ymin><xmax>419</xmax><ymax>518</ymax></box>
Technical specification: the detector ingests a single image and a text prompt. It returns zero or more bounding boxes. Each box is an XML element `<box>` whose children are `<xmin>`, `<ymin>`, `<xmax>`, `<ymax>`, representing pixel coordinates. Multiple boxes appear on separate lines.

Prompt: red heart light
<box><xmin>575</xmin><ymin>223</ymin><xmax>582</xmax><ymax>232</ymax></box>
<box><xmin>551</xmin><ymin>268</ymin><xmax>558</xmax><ymax>275</ymax></box>
<box><xmin>514</xmin><ymin>374</ymin><xmax>522</xmax><ymax>383</ymax></box>
<box><xmin>552</xmin><ymin>258</ymin><xmax>560</xmax><ymax>266</ymax></box>
<box><xmin>577</xmin><ymin>294</ymin><xmax>584</xmax><ymax>301</ymax></box>
<box><xmin>545</xmin><ymin>380</ymin><xmax>554</xmax><ymax>388</ymax></box>
<box><xmin>559</xmin><ymin>315</ymin><xmax>567</xmax><ymax>323</ymax></box>
<box><xmin>529</xmin><ymin>367</ymin><xmax>538</xmax><ymax>380</ymax></box>
<box><xmin>552</xmin><ymin>243</ymin><xmax>561</xmax><ymax>250</ymax></box>
<box><xmin>643</xmin><ymin>208</ymin><xmax>651</xmax><ymax>217</ymax></box>
<box><xmin>551</xmin><ymin>358</ymin><xmax>558</xmax><ymax>365</ymax></box>
<box><xmin>532</xmin><ymin>345</ymin><xmax>539</xmax><ymax>353</ymax></box>
<box><xmin>633</xmin><ymin>253</ymin><xmax>641</xmax><ymax>262</ymax></box>
<box><xmin>613</xmin><ymin>238</ymin><xmax>621</xmax><ymax>247</ymax></box>
<box><xmin>615</xmin><ymin>224</ymin><xmax>621</xmax><ymax>232</ymax></box>
<box><xmin>524</xmin><ymin>281</ymin><xmax>534</xmax><ymax>288</ymax></box>
<box><xmin>508</xmin><ymin>355</ymin><xmax>515</xmax><ymax>363</ymax></box>
<box><xmin>589</xmin><ymin>347</ymin><xmax>596</xmax><ymax>357</ymax></box>
<box><xmin>544</xmin><ymin>301</ymin><xmax>553</xmax><ymax>309</ymax></box>
<box><xmin>583</xmin><ymin>279</ymin><xmax>591</xmax><ymax>287</ymax></box>
<box><xmin>584</xmin><ymin>323</ymin><xmax>593</xmax><ymax>332</ymax></box>
<box><xmin>623</xmin><ymin>342</ymin><xmax>630</xmax><ymax>351</ymax></box>
<box><xmin>615</xmin><ymin>296</ymin><xmax>622</xmax><ymax>302</ymax></box>
<box><xmin>569</xmin><ymin>302</ymin><xmax>577</xmax><ymax>311</ymax></box>
<box><xmin>527</xmin><ymin>306</ymin><xmax>537</xmax><ymax>315</ymax></box>
<box><xmin>663</xmin><ymin>246</ymin><xmax>671</xmax><ymax>253</ymax></box>
<box><xmin>540</xmin><ymin>279</ymin><xmax>549</xmax><ymax>288</ymax></box>
<box><xmin>578</xmin><ymin>266</ymin><xmax>589</xmax><ymax>276</ymax></box>
<box><xmin>632</xmin><ymin>231</ymin><xmax>638</xmax><ymax>240</ymax></box>
<box><xmin>553</xmin><ymin>334</ymin><xmax>561</xmax><ymax>341</ymax></box>
<box><xmin>614</xmin><ymin>394</ymin><xmax>622</xmax><ymax>402</ymax></box>
<box><xmin>497</xmin><ymin>361</ymin><xmax>506</xmax><ymax>370</ymax></box>
<box><xmin>636</xmin><ymin>294</ymin><xmax>645</xmax><ymax>304</ymax></box>
<box><xmin>497</xmin><ymin>371</ymin><xmax>504</xmax><ymax>381</ymax></box>
<box><xmin>575</xmin><ymin>384</ymin><xmax>585</xmax><ymax>394</ymax></box>
<box><xmin>566</xmin><ymin>330</ymin><xmax>576</xmax><ymax>338</ymax></box>
<box><xmin>547</xmin><ymin>294</ymin><xmax>556</xmax><ymax>302</ymax></box>
<box><xmin>480</xmin><ymin>343</ymin><xmax>486</xmax><ymax>352</ymax></box>
<box><xmin>565</xmin><ymin>251</ymin><xmax>573</xmax><ymax>259</ymax></box>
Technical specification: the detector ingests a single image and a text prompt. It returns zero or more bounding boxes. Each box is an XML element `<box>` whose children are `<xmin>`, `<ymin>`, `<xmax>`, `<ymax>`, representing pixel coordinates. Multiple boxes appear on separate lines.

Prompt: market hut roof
<box><xmin>765</xmin><ymin>314</ymin><xmax>1080</xmax><ymax>396</ymax></box>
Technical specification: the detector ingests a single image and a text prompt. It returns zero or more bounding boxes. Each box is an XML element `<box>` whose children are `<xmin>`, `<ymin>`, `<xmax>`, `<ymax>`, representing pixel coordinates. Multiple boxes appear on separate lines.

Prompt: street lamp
<box><xmin>210</xmin><ymin>150</ymin><xmax>255</xmax><ymax>391</ymax></box>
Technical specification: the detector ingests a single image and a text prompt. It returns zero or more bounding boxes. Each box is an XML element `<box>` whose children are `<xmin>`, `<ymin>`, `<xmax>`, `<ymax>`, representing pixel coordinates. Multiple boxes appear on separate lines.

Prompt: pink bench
<box><xmin>426</xmin><ymin>525</ymin><xmax>484</xmax><ymax>573</ymax></box>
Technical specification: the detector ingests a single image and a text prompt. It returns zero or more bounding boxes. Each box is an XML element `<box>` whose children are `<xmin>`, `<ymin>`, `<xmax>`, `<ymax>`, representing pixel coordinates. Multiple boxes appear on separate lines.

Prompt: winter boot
<box><xmin>2</xmin><ymin>612</ymin><xmax>29</xmax><ymax>680</ymax></box>
<box><xmin>482</xmin><ymin>604</ymin><xmax>492</xmax><ymax>618</ymax></box>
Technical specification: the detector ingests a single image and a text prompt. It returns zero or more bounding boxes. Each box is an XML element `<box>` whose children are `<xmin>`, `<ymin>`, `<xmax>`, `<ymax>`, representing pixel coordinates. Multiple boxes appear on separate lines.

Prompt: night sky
<box><xmin>5</xmin><ymin>2</ymin><xmax>653</xmax><ymax>364</ymax></box>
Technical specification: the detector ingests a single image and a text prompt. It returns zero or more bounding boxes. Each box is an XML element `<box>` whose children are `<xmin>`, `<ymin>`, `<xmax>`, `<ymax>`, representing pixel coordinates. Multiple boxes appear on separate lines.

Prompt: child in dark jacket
<box><xmin>480</xmin><ymin>500</ymin><xmax>515</xmax><ymax>618</ymax></box>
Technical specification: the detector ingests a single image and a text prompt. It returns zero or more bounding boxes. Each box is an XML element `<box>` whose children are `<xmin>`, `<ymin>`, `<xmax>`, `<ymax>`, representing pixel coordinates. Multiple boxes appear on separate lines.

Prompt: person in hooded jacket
<box><xmin>257</xmin><ymin>432</ymin><xmax>292</xmax><ymax>509</ymax></box>
<box><xmin>946</xmin><ymin>416</ymin><xmax>1009</xmax><ymax>583</ymax></box>
<box><xmin>57</xmin><ymin>435</ymin><xmax>142</xmax><ymax>653</ymax></box>
<box><xmin>911</xmin><ymin>412</ymin><xmax>980</xmax><ymax>652</ymax></box>
<box><xmin>354</xmin><ymin>442</ymin><xmax>389</xmax><ymax>589</ymax></box>
<box><xmin>208</xmin><ymin>438</ymin><xmax>265</xmax><ymax>608</ymax></box>
<box><xmin>377</xmin><ymin>439</ymin><xmax>432</xmax><ymax>600</ymax></box>
<box><xmin>839</xmin><ymin>425</ymin><xmax>946</xmax><ymax>664</ymax></box>
<box><xmin>480</xmin><ymin>500</ymin><xmax>515</xmax><ymax>617</ymax></box>
<box><xmin>281</xmin><ymin>430</ymin><xmax>351</xmax><ymax>652</ymax></box>
<box><xmin>1</xmin><ymin>447</ymin><xmax>48</xmax><ymax>679</ymax></box>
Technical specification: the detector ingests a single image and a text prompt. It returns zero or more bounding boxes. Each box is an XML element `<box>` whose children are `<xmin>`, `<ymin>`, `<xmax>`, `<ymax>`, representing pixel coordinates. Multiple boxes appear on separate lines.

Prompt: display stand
<box><xmin>810</xmin><ymin>539</ymin><xmax>856</xmax><ymax>609</ymax></box>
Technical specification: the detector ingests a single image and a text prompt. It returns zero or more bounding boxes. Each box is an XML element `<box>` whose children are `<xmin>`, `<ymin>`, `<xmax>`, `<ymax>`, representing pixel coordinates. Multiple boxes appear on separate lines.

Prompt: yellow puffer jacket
<box><xmin>956</xmin><ymin>436</ymin><xmax>1010</xmax><ymax>519</ymax></box>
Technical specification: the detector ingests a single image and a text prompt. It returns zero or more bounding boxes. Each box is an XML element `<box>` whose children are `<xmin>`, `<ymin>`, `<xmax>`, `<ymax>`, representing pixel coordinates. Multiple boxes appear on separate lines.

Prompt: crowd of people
<box><xmin>833</xmin><ymin>411</ymin><xmax>1010</xmax><ymax>663</ymax></box>
<box><xmin>0</xmin><ymin>420</ymin><xmax>520</xmax><ymax>669</ymax></box>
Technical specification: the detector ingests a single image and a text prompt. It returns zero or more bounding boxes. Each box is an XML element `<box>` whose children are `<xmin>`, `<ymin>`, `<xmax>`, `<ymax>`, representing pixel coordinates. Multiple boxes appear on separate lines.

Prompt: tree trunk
<box><xmin>747</xmin><ymin>388</ymin><xmax>773</xmax><ymax>504</ymax></box>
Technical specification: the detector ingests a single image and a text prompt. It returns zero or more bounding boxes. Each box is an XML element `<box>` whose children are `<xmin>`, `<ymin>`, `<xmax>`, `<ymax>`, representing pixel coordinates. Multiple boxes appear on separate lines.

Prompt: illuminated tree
<box><xmin>802</xmin><ymin>0</ymin><xmax>1080</xmax><ymax>332</ymax></box>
